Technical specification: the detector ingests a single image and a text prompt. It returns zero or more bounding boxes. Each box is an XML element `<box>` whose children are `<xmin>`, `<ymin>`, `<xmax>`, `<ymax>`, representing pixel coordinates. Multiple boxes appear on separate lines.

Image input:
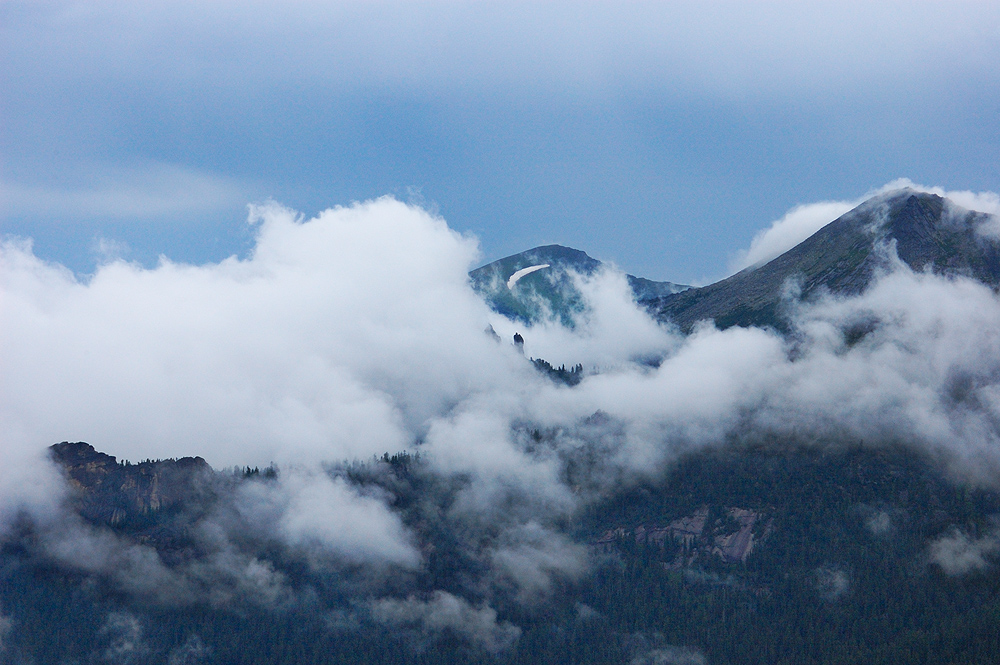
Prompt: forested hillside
<box><xmin>3</xmin><ymin>442</ymin><xmax>998</xmax><ymax>664</ymax></box>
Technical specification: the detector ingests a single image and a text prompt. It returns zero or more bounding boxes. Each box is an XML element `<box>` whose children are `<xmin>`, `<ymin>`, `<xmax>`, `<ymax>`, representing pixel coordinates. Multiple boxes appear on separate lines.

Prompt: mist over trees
<box><xmin>4</xmin><ymin>189</ymin><xmax>1000</xmax><ymax>662</ymax></box>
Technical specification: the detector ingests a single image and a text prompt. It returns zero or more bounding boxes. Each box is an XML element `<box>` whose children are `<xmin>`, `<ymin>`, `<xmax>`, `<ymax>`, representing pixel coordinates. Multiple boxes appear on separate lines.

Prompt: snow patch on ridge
<box><xmin>507</xmin><ymin>264</ymin><xmax>550</xmax><ymax>289</ymax></box>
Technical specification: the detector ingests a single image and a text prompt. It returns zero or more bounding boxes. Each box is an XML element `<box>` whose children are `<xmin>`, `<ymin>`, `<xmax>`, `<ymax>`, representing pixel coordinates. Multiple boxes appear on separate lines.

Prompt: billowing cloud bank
<box><xmin>4</xmin><ymin>190</ymin><xmax>1000</xmax><ymax>641</ymax></box>
<box><xmin>1</xmin><ymin>198</ymin><xmax>525</xmax><ymax>467</ymax></box>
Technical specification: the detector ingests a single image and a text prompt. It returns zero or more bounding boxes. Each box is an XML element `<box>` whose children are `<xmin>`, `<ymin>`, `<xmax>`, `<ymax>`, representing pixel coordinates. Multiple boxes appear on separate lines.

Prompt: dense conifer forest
<box><xmin>3</xmin><ymin>442</ymin><xmax>999</xmax><ymax>664</ymax></box>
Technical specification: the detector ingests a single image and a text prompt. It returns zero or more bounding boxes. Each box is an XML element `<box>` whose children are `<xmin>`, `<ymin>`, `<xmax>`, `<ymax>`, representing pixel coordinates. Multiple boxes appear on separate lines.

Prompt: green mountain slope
<box><xmin>470</xmin><ymin>244</ymin><xmax>688</xmax><ymax>326</ymax></box>
<box><xmin>650</xmin><ymin>190</ymin><xmax>1000</xmax><ymax>332</ymax></box>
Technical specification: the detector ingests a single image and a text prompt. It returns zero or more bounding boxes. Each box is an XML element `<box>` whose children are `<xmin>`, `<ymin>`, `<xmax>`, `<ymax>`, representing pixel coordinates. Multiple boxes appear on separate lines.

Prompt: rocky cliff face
<box><xmin>595</xmin><ymin>505</ymin><xmax>773</xmax><ymax>567</ymax></box>
<box><xmin>49</xmin><ymin>441</ymin><xmax>213</xmax><ymax>528</ymax></box>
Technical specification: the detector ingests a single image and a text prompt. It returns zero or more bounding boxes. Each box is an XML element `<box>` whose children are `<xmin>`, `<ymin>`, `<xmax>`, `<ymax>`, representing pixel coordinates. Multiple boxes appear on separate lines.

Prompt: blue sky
<box><xmin>2</xmin><ymin>1</ymin><xmax>999</xmax><ymax>283</ymax></box>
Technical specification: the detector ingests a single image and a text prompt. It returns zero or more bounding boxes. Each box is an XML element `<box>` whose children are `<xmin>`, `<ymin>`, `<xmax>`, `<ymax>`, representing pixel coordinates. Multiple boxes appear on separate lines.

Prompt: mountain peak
<box><xmin>470</xmin><ymin>245</ymin><xmax>688</xmax><ymax>326</ymax></box>
<box><xmin>652</xmin><ymin>191</ymin><xmax>999</xmax><ymax>332</ymax></box>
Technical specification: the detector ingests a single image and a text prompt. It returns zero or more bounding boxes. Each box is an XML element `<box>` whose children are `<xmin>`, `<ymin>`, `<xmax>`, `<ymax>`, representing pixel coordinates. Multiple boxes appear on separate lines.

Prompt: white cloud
<box><xmin>14</xmin><ymin>192</ymin><xmax>999</xmax><ymax>490</ymax></box>
<box><xmin>490</xmin><ymin>522</ymin><xmax>589</xmax><ymax>601</ymax></box>
<box><xmin>0</xmin><ymin>197</ymin><xmax>523</xmax><ymax>467</ymax></box>
<box><xmin>0</xmin><ymin>428</ymin><xmax>67</xmax><ymax>533</ymax></box>
<box><xmin>928</xmin><ymin>529</ymin><xmax>1000</xmax><ymax>576</ymax></box>
<box><xmin>815</xmin><ymin>566</ymin><xmax>850</xmax><ymax>600</ymax></box>
<box><xmin>167</xmin><ymin>635</ymin><xmax>211</xmax><ymax>665</ymax></box>
<box><xmin>0</xmin><ymin>195</ymin><xmax>677</xmax><ymax>597</ymax></box>
<box><xmin>92</xmin><ymin>237</ymin><xmax>132</xmax><ymax>263</ymax></box>
<box><xmin>8</xmin><ymin>188</ymin><xmax>1000</xmax><ymax>614</ymax></box>
<box><xmin>864</xmin><ymin>510</ymin><xmax>892</xmax><ymax>535</ymax></box>
<box><xmin>731</xmin><ymin>200</ymin><xmax>855</xmax><ymax>271</ymax></box>
<box><xmin>249</xmin><ymin>469</ymin><xmax>420</xmax><ymax>568</ymax></box>
<box><xmin>370</xmin><ymin>591</ymin><xmax>521</xmax><ymax>653</ymax></box>
<box><xmin>101</xmin><ymin>612</ymin><xmax>149</xmax><ymax>664</ymax></box>
<box><xmin>489</xmin><ymin>268</ymin><xmax>679</xmax><ymax>369</ymax></box>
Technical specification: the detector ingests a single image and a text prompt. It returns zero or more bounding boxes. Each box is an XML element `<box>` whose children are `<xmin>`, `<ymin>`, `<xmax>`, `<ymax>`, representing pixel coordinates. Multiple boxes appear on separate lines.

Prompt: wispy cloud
<box><xmin>730</xmin><ymin>200</ymin><xmax>856</xmax><ymax>272</ymax></box>
<box><xmin>370</xmin><ymin>591</ymin><xmax>521</xmax><ymax>653</ymax></box>
<box><xmin>0</xmin><ymin>164</ymin><xmax>246</xmax><ymax>219</ymax></box>
<box><xmin>928</xmin><ymin>528</ymin><xmax>1000</xmax><ymax>576</ymax></box>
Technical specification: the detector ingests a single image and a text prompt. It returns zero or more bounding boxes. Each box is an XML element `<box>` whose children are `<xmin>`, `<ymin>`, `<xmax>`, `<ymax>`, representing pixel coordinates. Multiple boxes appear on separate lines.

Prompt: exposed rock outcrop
<box><xmin>595</xmin><ymin>505</ymin><xmax>773</xmax><ymax>566</ymax></box>
<box><xmin>49</xmin><ymin>441</ymin><xmax>212</xmax><ymax>527</ymax></box>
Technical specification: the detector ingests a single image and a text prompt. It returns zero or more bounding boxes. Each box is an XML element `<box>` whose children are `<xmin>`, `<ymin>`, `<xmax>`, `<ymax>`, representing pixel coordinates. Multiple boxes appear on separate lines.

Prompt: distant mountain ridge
<box><xmin>650</xmin><ymin>190</ymin><xmax>1000</xmax><ymax>332</ymax></box>
<box><xmin>472</xmin><ymin>191</ymin><xmax>1000</xmax><ymax>334</ymax></box>
<box><xmin>469</xmin><ymin>244</ymin><xmax>689</xmax><ymax>326</ymax></box>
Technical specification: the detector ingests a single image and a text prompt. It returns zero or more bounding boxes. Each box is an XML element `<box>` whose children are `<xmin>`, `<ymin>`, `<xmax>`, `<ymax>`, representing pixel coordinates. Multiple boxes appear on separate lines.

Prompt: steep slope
<box><xmin>651</xmin><ymin>190</ymin><xmax>1000</xmax><ymax>332</ymax></box>
<box><xmin>470</xmin><ymin>244</ymin><xmax>688</xmax><ymax>326</ymax></box>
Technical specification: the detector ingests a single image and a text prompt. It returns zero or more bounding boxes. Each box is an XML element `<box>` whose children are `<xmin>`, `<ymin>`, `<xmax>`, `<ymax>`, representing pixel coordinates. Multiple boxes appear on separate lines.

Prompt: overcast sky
<box><xmin>2</xmin><ymin>0</ymin><xmax>999</xmax><ymax>282</ymax></box>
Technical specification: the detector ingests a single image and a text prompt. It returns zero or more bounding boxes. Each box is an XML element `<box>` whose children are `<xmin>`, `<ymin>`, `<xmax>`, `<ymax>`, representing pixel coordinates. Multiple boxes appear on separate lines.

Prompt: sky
<box><xmin>6</xmin><ymin>1</ymin><xmax>1000</xmax><ymax>628</ymax></box>
<box><xmin>2</xmin><ymin>0</ymin><xmax>999</xmax><ymax>283</ymax></box>
<box><xmin>7</xmin><ymin>2</ymin><xmax>1000</xmax><ymax>645</ymax></box>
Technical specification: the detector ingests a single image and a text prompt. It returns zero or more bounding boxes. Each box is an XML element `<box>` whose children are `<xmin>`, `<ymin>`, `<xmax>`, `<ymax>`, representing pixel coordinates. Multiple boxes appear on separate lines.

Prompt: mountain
<box><xmin>470</xmin><ymin>244</ymin><xmax>689</xmax><ymax>326</ymax></box>
<box><xmin>650</xmin><ymin>190</ymin><xmax>1000</xmax><ymax>332</ymax></box>
<box><xmin>8</xmin><ymin>192</ymin><xmax>1000</xmax><ymax>664</ymax></box>
<box><xmin>5</xmin><ymin>441</ymin><xmax>999</xmax><ymax>664</ymax></box>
